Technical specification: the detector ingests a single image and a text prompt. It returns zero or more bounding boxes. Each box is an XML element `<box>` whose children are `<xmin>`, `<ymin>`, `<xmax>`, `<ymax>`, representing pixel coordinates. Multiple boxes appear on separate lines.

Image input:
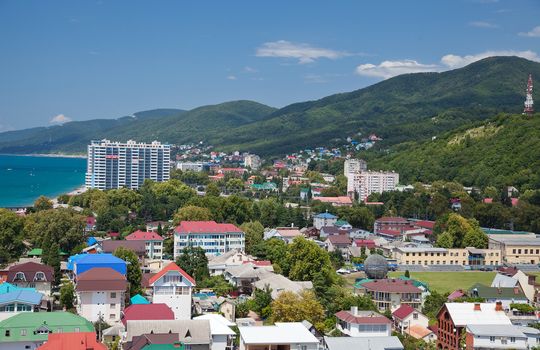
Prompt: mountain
<box><xmin>366</xmin><ymin>113</ymin><xmax>540</xmax><ymax>190</ymax></box>
<box><xmin>0</xmin><ymin>56</ymin><xmax>539</xmax><ymax>156</ymax></box>
<box><xmin>0</xmin><ymin>101</ymin><xmax>276</xmax><ymax>154</ymax></box>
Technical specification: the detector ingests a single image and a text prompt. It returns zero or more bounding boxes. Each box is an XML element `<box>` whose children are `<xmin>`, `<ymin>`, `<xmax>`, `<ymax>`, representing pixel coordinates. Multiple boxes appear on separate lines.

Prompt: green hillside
<box><xmin>0</xmin><ymin>101</ymin><xmax>275</xmax><ymax>154</ymax></box>
<box><xmin>368</xmin><ymin>113</ymin><xmax>540</xmax><ymax>189</ymax></box>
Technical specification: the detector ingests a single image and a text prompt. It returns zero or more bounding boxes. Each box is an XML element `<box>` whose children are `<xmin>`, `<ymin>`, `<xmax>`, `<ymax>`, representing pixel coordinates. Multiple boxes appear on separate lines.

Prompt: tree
<box><xmin>226</xmin><ymin>178</ymin><xmax>244</xmax><ymax>193</ymax></box>
<box><xmin>34</xmin><ymin>196</ymin><xmax>53</xmax><ymax>211</ymax></box>
<box><xmin>462</xmin><ymin>220</ymin><xmax>488</xmax><ymax>248</ymax></box>
<box><xmin>173</xmin><ymin>205</ymin><xmax>213</xmax><ymax>224</ymax></box>
<box><xmin>175</xmin><ymin>246</ymin><xmax>209</xmax><ymax>283</ymax></box>
<box><xmin>271</xmin><ymin>290</ymin><xmax>325</xmax><ymax>328</ymax></box>
<box><xmin>205</xmin><ymin>182</ymin><xmax>221</xmax><ymax>197</ymax></box>
<box><xmin>436</xmin><ymin>231</ymin><xmax>454</xmax><ymax>248</ymax></box>
<box><xmin>251</xmin><ymin>239</ymin><xmax>290</xmax><ymax>273</ymax></box>
<box><xmin>404</xmin><ymin>270</ymin><xmax>410</xmax><ymax>278</ymax></box>
<box><xmin>0</xmin><ymin>209</ymin><xmax>25</xmax><ymax>264</ymax></box>
<box><xmin>336</xmin><ymin>205</ymin><xmax>375</xmax><ymax>231</ymax></box>
<box><xmin>422</xmin><ymin>290</ymin><xmax>448</xmax><ymax>319</ymax></box>
<box><xmin>45</xmin><ymin>242</ymin><xmax>62</xmax><ymax>285</ymax></box>
<box><xmin>252</xmin><ymin>285</ymin><xmax>273</xmax><ymax>319</ymax></box>
<box><xmin>60</xmin><ymin>280</ymin><xmax>75</xmax><ymax>310</ymax></box>
<box><xmin>197</xmin><ymin>275</ymin><xmax>233</xmax><ymax>296</ymax></box>
<box><xmin>287</xmin><ymin>237</ymin><xmax>333</xmax><ymax>281</ymax></box>
<box><xmin>240</xmin><ymin>221</ymin><xmax>264</xmax><ymax>254</ymax></box>
<box><xmin>113</xmin><ymin>247</ymin><xmax>142</xmax><ymax>297</ymax></box>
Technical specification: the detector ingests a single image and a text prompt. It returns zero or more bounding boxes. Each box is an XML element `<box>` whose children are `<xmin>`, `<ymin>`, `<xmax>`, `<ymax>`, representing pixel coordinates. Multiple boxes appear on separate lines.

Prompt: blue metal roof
<box><xmin>130</xmin><ymin>294</ymin><xmax>150</xmax><ymax>305</ymax></box>
<box><xmin>71</xmin><ymin>253</ymin><xmax>127</xmax><ymax>276</ymax></box>
<box><xmin>314</xmin><ymin>212</ymin><xmax>338</xmax><ymax>219</ymax></box>
<box><xmin>0</xmin><ymin>290</ymin><xmax>43</xmax><ymax>305</ymax></box>
<box><xmin>0</xmin><ymin>283</ymin><xmax>36</xmax><ymax>295</ymax></box>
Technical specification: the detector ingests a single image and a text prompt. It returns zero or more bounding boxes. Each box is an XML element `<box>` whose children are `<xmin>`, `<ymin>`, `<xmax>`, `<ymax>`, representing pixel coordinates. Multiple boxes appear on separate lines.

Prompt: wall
<box><xmin>394</xmin><ymin>248</ymin><xmax>502</xmax><ymax>266</ymax></box>
<box><xmin>77</xmin><ymin>290</ymin><xmax>123</xmax><ymax>323</ymax></box>
<box><xmin>468</xmin><ymin>334</ymin><xmax>527</xmax><ymax>349</ymax></box>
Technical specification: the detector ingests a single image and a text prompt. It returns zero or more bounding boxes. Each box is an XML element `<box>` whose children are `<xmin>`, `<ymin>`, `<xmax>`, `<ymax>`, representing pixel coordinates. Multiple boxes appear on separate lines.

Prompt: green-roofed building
<box><xmin>334</xmin><ymin>219</ymin><xmax>350</xmax><ymax>227</ymax></box>
<box><xmin>481</xmin><ymin>228</ymin><xmax>534</xmax><ymax>236</ymax></box>
<box><xmin>143</xmin><ymin>344</ymin><xmax>185</xmax><ymax>350</ymax></box>
<box><xmin>468</xmin><ymin>283</ymin><xmax>529</xmax><ymax>308</ymax></box>
<box><xmin>0</xmin><ymin>311</ymin><xmax>94</xmax><ymax>348</ymax></box>
<box><xmin>397</xmin><ymin>276</ymin><xmax>430</xmax><ymax>291</ymax></box>
<box><xmin>27</xmin><ymin>248</ymin><xmax>69</xmax><ymax>258</ymax></box>
<box><xmin>353</xmin><ymin>278</ymin><xmax>373</xmax><ymax>291</ymax></box>
<box><xmin>251</xmin><ymin>182</ymin><xmax>277</xmax><ymax>191</ymax></box>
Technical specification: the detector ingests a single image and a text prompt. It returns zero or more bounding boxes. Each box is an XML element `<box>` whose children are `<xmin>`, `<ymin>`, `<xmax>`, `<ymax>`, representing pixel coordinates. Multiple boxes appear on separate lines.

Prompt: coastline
<box><xmin>0</xmin><ymin>153</ymin><xmax>87</xmax><ymax>159</ymax></box>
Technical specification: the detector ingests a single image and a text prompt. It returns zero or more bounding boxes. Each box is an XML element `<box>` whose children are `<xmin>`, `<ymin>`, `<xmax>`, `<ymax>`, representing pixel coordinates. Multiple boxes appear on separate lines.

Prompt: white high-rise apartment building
<box><xmin>244</xmin><ymin>154</ymin><xmax>261</xmax><ymax>170</ymax></box>
<box><xmin>347</xmin><ymin>170</ymin><xmax>399</xmax><ymax>201</ymax></box>
<box><xmin>344</xmin><ymin>159</ymin><xmax>367</xmax><ymax>177</ymax></box>
<box><xmin>85</xmin><ymin>139</ymin><xmax>170</xmax><ymax>190</ymax></box>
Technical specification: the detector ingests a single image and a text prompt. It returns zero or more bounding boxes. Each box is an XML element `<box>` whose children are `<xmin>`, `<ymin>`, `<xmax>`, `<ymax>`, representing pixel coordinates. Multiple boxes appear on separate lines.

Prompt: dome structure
<box><xmin>364</xmin><ymin>254</ymin><xmax>388</xmax><ymax>279</ymax></box>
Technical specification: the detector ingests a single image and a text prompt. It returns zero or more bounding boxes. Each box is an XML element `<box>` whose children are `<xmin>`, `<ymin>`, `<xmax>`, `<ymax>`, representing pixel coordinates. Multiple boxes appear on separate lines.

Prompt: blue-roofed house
<box><xmin>0</xmin><ymin>290</ymin><xmax>43</xmax><ymax>321</ymax></box>
<box><xmin>70</xmin><ymin>254</ymin><xmax>127</xmax><ymax>277</ymax></box>
<box><xmin>130</xmin><ymin>294</ymin><xmax>150</xmax><ymax>305</ymax></box>
<box><xmin>0</xmin><ymin>283</ymin><xmax>36</xmax><ymax>295</ymax></box>
<box><xmin>313</xmin><ymin>212</ymin><xmax>338</xmax><ymax>230</ymax></box>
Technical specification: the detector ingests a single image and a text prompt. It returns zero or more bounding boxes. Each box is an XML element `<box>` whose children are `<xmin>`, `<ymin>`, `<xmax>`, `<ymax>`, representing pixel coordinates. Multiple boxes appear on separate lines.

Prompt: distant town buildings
<box><xmin>347</xmin><ymin>170</ymin><xmax>399</xmax><ymax>201</ymax></box>
<box><xmin>176</xmin><ymin>161</ymin><xmax>208</xmax><ymax>172</ymax></box>
<box><xmin>85</xmin><ymin>139</ymin><xmax>170</xmax><ymax>190</ymax></box>
<box><xmin>344</xmin><ymin>158</ymin><xmax>367</xmax><ymax>177</ymax></box>
<box><xmin>244</xmin><ymin>154</ymin><xmax>261</xmax><ymax>170</ymax></box>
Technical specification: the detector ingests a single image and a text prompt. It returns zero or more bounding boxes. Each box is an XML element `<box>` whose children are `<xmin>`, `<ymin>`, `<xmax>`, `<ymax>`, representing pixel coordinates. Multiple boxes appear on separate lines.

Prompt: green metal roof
<box><xmin>482</xmin><ymin>228</ymin><xmax>533</xmax><ymax>235</ymax></box>
<box><xmin>27</xmin><ymin>248</ymin><xmax>68</xmax><ymax>256</ymax></box>
<box><xmin>397</xmin><ymin>276</ymin><xmax>430</xmax><ymax>291</ymax></box>
<box><xmin>0</xmin><ymin>312</ymin><xmax>94</xmax><ymax>343</ymax></box>
<box><xmin>353</xmin><ymin>278</ymin><xmax>373</xmax><ymax>289</ymax></box>
<box><xmin>469</xmin><ymin>283</ymin><xmax>527</xmax><ymax>300</ymax></box>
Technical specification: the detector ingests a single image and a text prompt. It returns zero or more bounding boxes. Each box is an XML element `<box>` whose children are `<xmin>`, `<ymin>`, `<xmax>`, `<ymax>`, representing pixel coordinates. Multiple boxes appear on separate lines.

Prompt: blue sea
<box><xmin>0</xmin><ymin>155</ymin><xmax>87</xmax><ymax>207</ymax></box>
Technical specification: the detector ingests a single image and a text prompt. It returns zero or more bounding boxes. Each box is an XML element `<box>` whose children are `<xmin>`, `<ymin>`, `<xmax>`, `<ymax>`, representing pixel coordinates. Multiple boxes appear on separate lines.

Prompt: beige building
<box><xmin>393</xmin><ymin>247</ymin><xmax>501</xmax><ymax>267</ymax></box>
<box><xmin>488</xmin><ymin>236</ymin><xmax>540</xmax><ymax>264</ymax></box>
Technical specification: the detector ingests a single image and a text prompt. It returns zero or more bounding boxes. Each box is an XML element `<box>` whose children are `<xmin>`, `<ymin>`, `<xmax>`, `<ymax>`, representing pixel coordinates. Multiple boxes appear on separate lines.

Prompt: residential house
<box><xmin>253</xmin><ymin>273</ymin><xmax>313</xmax><ymax>299</ymax></box>
<box><xmin>125</xmin><ymin>230</ymin><xmax>164</xmax><ymax>260</ymax></box>
<box><xmin>316</xmin><ymin>196</ymin><xmax>352</xmax><ymax>207</ymax></box>
<box><xmin>335</xmin><ymin>307</ymin><xmax>392</xmax><ymax>337</ymax></box>
<box><xmin>0</xmin><ymin>282</ymin><xmax>36</xmax><ymax>295</ymax></box>
<box><xmin>0</xmin><ymin>312</ymin><xmax>94</xmax><ymax>350</ymax></box>
<box><xmin>124</xmin><ymin>319</ymin><xmax>211</xmax><ymax>350</ymax></box>
<box><xmin>238</xmin><ymin>322</ymin><xmax>319</xmax><ymax>350</ymax></box>
<box><xmin>223</xmin><ymin>263</ymin><xmax>272</xmax><ymax>294</ymax></box>
<box><xmin>264</xmin><ymin>227</ymin><xmax>303</xmax><ymax>243</ymax></box>
<box><xmin>76</xmin><ymin>267</ymin><xmax>128</xmax><ymax>323</ymax></box>
<box><xmin>6</xmin><ymin>262</ymin><xmax>54</xmax><ymax>296</ymax></box>
<box><xmin>0</xmin><ymin>290</ymin><xmax>43</xmax><ymax>321</ymax></box>
<box><xmin>69</xmin><ymin>254</ymin><xmax>127</xmax><ymax>277</ymax></box>
<box><xmin>324</xmin><ymin>336</ymin><xmax>404</xmax><ymax>350</ymax></box>
<box><xmin>174</xmin><ymin>221</ymin><xmax>245</xmax><ymax>257</ymax></box>
<box><xmin>469</xmin><ymin>283</ymin><xmax>528</xmax><ymax>309</ymax></box>
<box><xmin>392</xmin><ymin>304</ymin><xmax>433</xmax><ymax>341</ymax></box>
<box><xmin>101</xmin><ymin>240</ymin><xmax>146</xmax><ymax>264</ymax></box>
<box><xmin>465</xmin><ymin>325</ymin><xmax>528</xmax><ymax>350</ymax></box>
<box><xmin>519</xmin><ymin>326</ymin><xmax>540</xmax><ymax>349</ymax></box>
<box><xmin>356</xmin><ymin>279</ymin><xmax>423</xmax><ymax>312</ymax></box>
<box><xmin>121</xmin><ymin>303</ymin><xmax>175</xmax><ymax>326</ymax></box>
<box><xmin>313</xmin><ymin>212</ymin><xmax>338</xmax><ymax>230</ymax></box>
<box><xmin>437</xmin><ymin>302</ymin><xmax>512</xmax><ymax>350</ymax></box>
<box><xmin>325</xmin><ymin>235</ymin><xmax>352</xmax><ymax>260</ymax></box>
<box><xmin>393</xmin><ymin>247</ymin><xmax>502</xmax><ymax>267</ymax></box>
<box><xmin>123</xmin><ymin>333</ymin><xmax>185</xmax><ymax>350</ymax></box>
<box><xmin>149</xmin><ymin>262</ymin><xmax>195</xmax><ymax>320</ymax></box>
<box><xmin>194</xmin><ymin>314</ymin><xmax>236</xmax><ymax>350</ymax></box>
<box><xmin>319</xmin><ymin>226</ymin><xmax>351</xmax><ymax>239</ymax></box>
<box><xmin>374</xmin><ymin>217</ymin><xmax>409</xmax><ymax>236</ymax></box>
<box><xmin>37</xmin><ymin>332</ymin><xmax>106</xmax><ymax>350</ymax></box>
<box><xmin>207</xmin><ymin>250</ymin><xmax>255</xmax><ymax>276</ymax></box>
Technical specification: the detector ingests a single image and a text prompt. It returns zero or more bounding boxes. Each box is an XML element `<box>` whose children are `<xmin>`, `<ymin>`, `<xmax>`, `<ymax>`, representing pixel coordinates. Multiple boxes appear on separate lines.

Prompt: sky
<box><xmin>0</xmin><ymin>0</ymin><xmax>539</xmax><ymax>131</ymax></box>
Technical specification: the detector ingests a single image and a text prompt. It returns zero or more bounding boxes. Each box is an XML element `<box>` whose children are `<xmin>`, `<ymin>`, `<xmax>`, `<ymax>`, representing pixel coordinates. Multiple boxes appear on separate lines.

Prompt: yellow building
<box><xmin>393</xmin><ymin>247</ymin><xmax>501</xmax><ymax>267</ymax></box>
<box><xmin>488</xmin><ymin>237</ymin><xmax>540</xmax><ymax>264</ymax></box>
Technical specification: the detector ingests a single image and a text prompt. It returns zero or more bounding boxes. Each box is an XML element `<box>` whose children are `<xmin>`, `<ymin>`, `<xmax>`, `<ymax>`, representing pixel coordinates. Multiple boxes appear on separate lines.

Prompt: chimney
<box><xmin>514</xmin><ymin>287</ymin><xmax>520</xmax><ymax>295</ymax></box>
<box><xmin>351</xmin><ymin>306</ymin><xmax>358</xmax><ymax>316</ymax></box>
<box><xmin>495</xmin><ymin>301</ymin><xmax>503</xmax><ymax>311</ymax></box>
<box><xmin>474</xmin><ymin>303</ymin><xmax>481</xmax><ymax>311</ymax></box>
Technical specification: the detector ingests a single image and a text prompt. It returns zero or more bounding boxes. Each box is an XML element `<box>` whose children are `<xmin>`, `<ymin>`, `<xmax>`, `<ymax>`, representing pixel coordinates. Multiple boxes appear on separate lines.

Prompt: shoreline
<box><xmin>0</xmin><ymin>153</ymin><xmax>87</xmax><ymax>159</ymax></box>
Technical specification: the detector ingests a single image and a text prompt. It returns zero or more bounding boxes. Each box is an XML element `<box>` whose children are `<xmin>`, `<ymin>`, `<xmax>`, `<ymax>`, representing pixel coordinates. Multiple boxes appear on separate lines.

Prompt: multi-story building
<box><xmin>393</xmin><ymin>247</ymin><xmax>502</xmax><ymax>267</ymax></box>
<box><xmin>244</xmin><ymin>154</ymin><xmax>261</xmax><ymax>170</ymax></box>
<box><xmin>75</xmin><ymin>267</ymin><xmax>127</xmax><ymax>323</ymax></box>
<box><xmin>6</xmin><ymin>262</ymin><xmax>54</xmax><ymax>296</ymax></box>
<box><xmin>335</xmin><ymin>307</ymin><xmax>392</xmax><ymax>337</ymax></box>
<box><xmin>356</xmin><ymin>279</ymin><xmax>423</xmax><ymax>312</ymax></box>
<box><xmin>85</xmin><ymin>139</ymin><xmax>170</xmax><ymax>190</ymax></box>
<box><xmin>174</xmin><ymin>221</ymin><xmax>245</xmax><ymax>258</ymax></box>
<box><xmin>149</xmin><ymin>262</ymin><xmax>195</xmax><ymax>320</ymax></box>
<box><xmin>176</xmin><ymin>161</ymin><xmax>208</xmax><ymax>172</ymax></box>
<box><xmin>343</xmin><ymin>159</ymin><xmax>367</xmax><ymax>177</ymax></box>
<box><xmin>347</xmin><ymin>171</ymin><xmax>399</xmax><ymax>201</ymax></box>
<box><xmin>488</xmin><ymin>236</ymin><xmax>540</xmax><ymax>264</ymax></box>
<box><xmin>125</xmin><ymin>230</ymin><xmax>164</xmax><ymax>260</ymax></box>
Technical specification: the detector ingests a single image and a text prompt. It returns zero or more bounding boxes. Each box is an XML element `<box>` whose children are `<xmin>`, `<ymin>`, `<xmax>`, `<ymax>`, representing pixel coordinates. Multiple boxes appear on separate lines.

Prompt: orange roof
<box><xmin>37</xmin><ymin>332</ymin><xmax>106</xmax><ymax>350</ymax></box>
<box><xmin>406</xmin><ymin>324</ymin><xmax>433</xmax><ymax>339</ymax></box>
<box><xmin>148</xmin><ymin>262</ymin><xmax>196</xmax><ymax>286</ymax></box>
<box><xmin>316</xmin><ymin>196</ymin><xmax>352</xmax><ymax>205</ymax></box>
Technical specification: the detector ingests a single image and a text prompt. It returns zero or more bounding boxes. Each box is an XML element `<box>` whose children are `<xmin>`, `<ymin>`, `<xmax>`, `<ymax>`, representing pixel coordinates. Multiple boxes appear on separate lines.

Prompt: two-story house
<box><xmin>357</xmin><ymin>279</ymin><xmax>423</xmax><ymax>312</ymax></box>
<box><xmin>238</xmin><ymin>322</ymin><xmax>319</xmax><ymax>350</ymax></box>
<box><xmin>149</xmin><ymin>262</ymin><xmax>195</xmax><ymax>320</ymax></box>
<box><xmin>335</xmin><ymin>306</ymin><xmax>392</xmax><ymax>337</ymax></box>
<box><xmin>7</xmin><ymin>262</ymin><xmax>54</xmax><ymax>296</ymax></box>
<box><xmin>0</xmin><ymin>290</ymin><xmax>43</xmax><ymax>322</ymax></box>
<box><xmin>75</xmin><ymin>267</ymin><xmax>127</xmax><ymax>323</ymax></box>
<box><xmin>125</xmin><ymin>230</ymin><xmax>164</xmax><ymax>260</ymax></box>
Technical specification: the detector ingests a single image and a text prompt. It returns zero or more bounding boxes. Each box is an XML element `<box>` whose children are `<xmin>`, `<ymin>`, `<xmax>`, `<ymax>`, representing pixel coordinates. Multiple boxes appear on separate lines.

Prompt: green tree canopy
<box><xmin>0</xmin><ymin>209</ymin><xmax>25</xmax><ymax>264</ymax></box>
<box><xmin>175</xmin><ymin>246</ymin><xmax>209</xmax><ymax>283</ymax></box>
<box><xmin>173</xmin><ymin>205</ymin><xmax>213</xmax><ymax>224</ymax></box>
<box><xmin>34</xmin><ymin>196</ymin><xmax>53</xmax><ymax>211</ymax></box>
<box><xmin>113</xmin><ymin>247</ymin><xmax>142</xmax><ymax>297</ymax></box>
<box><xmin>240</xmin><ymin>221</ymin><xmax>264</xmax><ymax>254</ymax></box>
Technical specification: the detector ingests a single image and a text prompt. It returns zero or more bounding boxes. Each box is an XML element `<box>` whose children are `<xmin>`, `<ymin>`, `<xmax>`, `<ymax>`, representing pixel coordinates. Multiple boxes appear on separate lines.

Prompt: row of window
<box><xmin>512</xmin><ymin>248</ymin><xmax>540</xmax><ymax>255</ymax></box>
<box><xmin>0</xmin><ymin>304</ymin><xmax>32</xmax><ymax>312</ymax></box>
<box><xmin>13</xmin><ymin>272</ymin><xmax>47</xmax><ymax>282</ymax></box>
<box><xmin>403</xmin><ymin>260</ymin><xmax>497</xmax><ymax>265</ymax></box>
<box><xmin>5</xmin><ymin>327</ymin><xmax>81</xmax><ymax>337</ymax></box>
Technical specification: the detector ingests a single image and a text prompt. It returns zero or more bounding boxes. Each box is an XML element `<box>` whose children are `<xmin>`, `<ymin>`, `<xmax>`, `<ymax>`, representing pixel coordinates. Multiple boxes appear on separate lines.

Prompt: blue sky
<box><xmin>0</xmin><ymin>0</ymin><xmax>539</xmax><ymax>131</ymax></box>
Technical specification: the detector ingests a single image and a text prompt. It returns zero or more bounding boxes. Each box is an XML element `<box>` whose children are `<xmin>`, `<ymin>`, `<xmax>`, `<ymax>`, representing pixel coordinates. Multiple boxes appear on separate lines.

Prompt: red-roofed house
<box><xmin>37</xmin><ymin>332</ymin><xmax>106</xmax><ymax>350</ymax></box>
<box><xmin>325</xmin><ymin>235</ymin><xmax>352</xmax><ymax>259</ymax></box>
<box><xmin>335</xmin><ymin>306</ymin><xmax>392</xmax><ymax>337</ymax></box>
<box><xmin>7</xmin><ymin>261</ymin><xmax>54</xmax><ymax>296</ymax></box>
<box><xmin>126</xmin><ymin>230</ymin><xmax>164</xmax><ymax>259</ymax></box>
<box><xmin>174</xmin><ymin>221</ymin><xmax>245</xmax><ymax>257</ymax></box>
<box><xmin>121</xmin><ymin>303</ymin><xmax>174</xmax><ymax>326</ymax></box>
<box><xmin>352</xmin><ymin>239</ymin><xmax>376</xmax><ymax>250</ymax></box>
<box><xmin>392</xmin><ymin>304</ymin><xmax>429</xmax><ymax>335</ymax></box>
<box><xmin>374</xmin><ymin>217</ymin><xmax>409</xmax><ymax>239</ymax></box>
<box><xmin>357</xmin><ymin>279</ymin><xmax>423</xmax><ymax>312</ymax></box>
<box><xmin>149</xmin><ymin>262</ymin><xmax>195</xmax><ymax>320</ymax></box>
<box><xmin>316</xmin><ymin>196</ymin><xmax>353</xmax><ymax>207</ymax></box>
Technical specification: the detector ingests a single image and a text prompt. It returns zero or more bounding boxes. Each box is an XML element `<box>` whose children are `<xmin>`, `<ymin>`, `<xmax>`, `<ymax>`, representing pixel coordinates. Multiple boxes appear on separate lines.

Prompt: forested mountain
<box><xmin>0</xmin><ymin>56</ymin><xmax>539</xmax><ymax>156</ymax></box>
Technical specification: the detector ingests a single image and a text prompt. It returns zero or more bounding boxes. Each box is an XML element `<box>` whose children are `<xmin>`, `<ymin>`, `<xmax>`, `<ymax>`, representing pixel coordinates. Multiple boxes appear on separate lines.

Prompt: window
<box><xmin>74</xmin><ymin>328</ymin><xmax>80</xmax><ymax>332</ymax></box>
<box><xmin>34</xmin><ymin>272</ymin><xmax>46</xmax><ymax>281</ymax></box>
<box><xmin>510</xmin><ymin>337</ymin><xmax>515</xmax><ymax>343</ymax></box>
<box><xmin>109</xmin><ymin>314</ymin><xmax>115</xmax><ymax>320</ymax></box>
<box><xmin>110</xmin><ymin>292</ymin><xmax>116</xmax><ymax>298</ymax></box>
<box><xmin>110</xmin><ymin>303</ymin><xmax>116</xmax><ymax>309</ymax></box>
<box><xmin>5</xmin><ymin>330</ymin><xmax>10</xmax><ymax>337</ymax></box>
<box><xmin>413</xmin><ymin>313</ymin><xmax>418</xmax><ymax>320</ymax></box>
<box><xmin>20</xmin><ymin>329</ymin><xmax>26</xmax><ymax>336</ymax></box>
<box><xmin>14</xmin><ymin>272</ymin><xmax>26</xmax><ymax>281</ymax></box>
<box><xmin>490</xmin><ymin>336</ymin><xmax>495</xmax><ymax>343</ymax></box>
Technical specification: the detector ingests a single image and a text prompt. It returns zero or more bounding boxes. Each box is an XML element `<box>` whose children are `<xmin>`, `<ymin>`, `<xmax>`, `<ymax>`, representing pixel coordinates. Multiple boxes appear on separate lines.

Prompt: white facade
<box><xmin>144</xmin><ymin>240</ymin><xmax>163</xmax><ymax>260</ymax></box>
<box><xmin>174</xmin><ymin>232</ymin><xmax>245</xmax><ymax>258</ymax></box>
<box><xmin>347</xmin><ymin>171</ymin><xmax>399</xmax><ymax>201</ymax></box>
<box><xmin>239</xmin><ymin>322</ymin><xmax>319</xmax><ymax>350</ymax></box>
<box><xmin>244</xmin><ymin>154</ymin><xmax>261</xmax><ymax>170</ymax></box>
<box><xmin>1</xmin><ymin>341</ymin><xmax>42</xmax><ymax>350</ymax></box>
<box><xmin>151</xmin><ymin>269</ymin><xmax>194</xmax><ymax>320</ymax></box>
<box><xmin>394</xmin><ymin>311</ymin><xmax>429</xmax><ymax>334</ymax></box>
<box><xmin>344</xmin><ymin>159</ymin><xmax>367</xmax><ymax>177</ymax></box>
<box><xmin>85</xmin><ymin>139</ymin><xmax>170</xmax><ymax>190</ymax></box>
<box><xmin>337</xmin><ymin>320</ymin><xmax>392</xmax><ymax>337</ymax></box>
<box><xmin>77</xmin><ymin>290</ymin><xmax>124</xmax><ymax>323</ymax></box>
<box><xmin>176</xmin><ymin>161</ymin><xmax>206</xmax><ymax>172</ymax></box>
<box><xmin>466</xmin><ymin>325</ymin><xmax>528</xmax><ymax>349</ymax></box>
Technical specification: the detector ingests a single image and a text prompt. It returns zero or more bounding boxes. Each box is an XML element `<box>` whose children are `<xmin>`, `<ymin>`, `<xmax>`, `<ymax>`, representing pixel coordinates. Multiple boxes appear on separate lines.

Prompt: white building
<box><xmin>324</xmin><ymin>336</ymin><xmax>404</xmax><ymax>350</ymax></box>
<box><xmin>149</xmin><ymin>262</ymin><xmax>195</xmax><ymax>320</ymax></box>
<box><xmin>466</xmin><ymin>325</ymin><xmax>529</xmax><ymax>349</ymax></box>
<box><xmin>174</xmin><ymin>221</ymin><xmax>245</xmax><ymax>258</ymax></box>
<box><xmin>238</xmin><ymin>322</ymin><xmax>319</xmax><ymax>350</ymax></box>
<box><xmin>244</xmin><ymin>154</ymin><xmax>261</xmax><ymax>170</ymax></box>
<box><xmin>75</xmin><ymin>267</ymin><xmax>127</xmax><ymax>323</ymax></box>
<box><xmin>347</xmin><ymin>170</ymin><xmax>399</xmax><ymax>201</ymax></box>
<box><xmin>176</xmin><ymin>161</ymin><xmax>207</xmax><ymax>172</ymax></box>
<box><xmin>194</xmin><ymin>314</ymin><xmax>236</xmax><ymax>350</ymax></box>
<box><xmin>125</xmin><ymin>230</ymin><xmax>164</xmax><ymax>260</ymax></box>
<box><xmin>85</xmin><ymin>139</ymin><xmax>170</xmax><ymax>190</ymax></box>
<box><xmin>335</xmin><ymin>307</ymin><xmax>392</xmax><ymax>337</ymax></box>
<box><xmin>207</xmin><ymin>250</ymin><xmax>255</xmax><ymax>276</ymax></box>
<box><xmin>313</xmin><ymin>212</ymin><xmax>338</xmax><ymax>230</ymax></box>
<box><xmin>344</xmin><ymin>159</ymin><xmax>367</xmax><ymax>177</ymax></box>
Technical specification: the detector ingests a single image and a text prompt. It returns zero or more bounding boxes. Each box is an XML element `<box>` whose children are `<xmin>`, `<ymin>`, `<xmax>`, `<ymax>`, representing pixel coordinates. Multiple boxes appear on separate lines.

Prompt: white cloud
<box><xmin>256</xmin><ymin>40</ymin><xmax>348</xmax><ymax>64</ymax></box>
<box><xmin>226</xmin><ymin>75</ymin><xmax>237</xmax><ymax>80</ymax></box>
<box><xmin>355</xmin><ymin>60</ymin><xmax>439</xmax><ymax>79</ymax></box>
<box><xmin>50</xmin><ymin>114</ymin><xmax>72</xmax><ymax>124</ymax></box>
<box><xmin>469</xmin><ymin>21</ymin><xmax>498</xmax><ymax>28</ymax></box>
<box><xmin>519</xmin><ymin>26</ymin><xmax>540</xmax><ymax>38</ymax></box>
<box><xmin>356</xmin><ymin>50</ymin><xmax>540</xmax><ymax>79</ymax></box>
<box><xmin>244</xmin><ymin>66</ymin><xmax>258</xmax><ymax>73</ymax></box>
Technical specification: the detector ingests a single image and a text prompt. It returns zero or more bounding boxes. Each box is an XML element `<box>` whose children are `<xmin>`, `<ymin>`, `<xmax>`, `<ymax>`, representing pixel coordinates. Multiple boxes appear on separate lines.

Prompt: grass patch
<box><xmin>388</xmin><ymin>271</ymin><xmax>496</xmax><ymax>294</ymax></box>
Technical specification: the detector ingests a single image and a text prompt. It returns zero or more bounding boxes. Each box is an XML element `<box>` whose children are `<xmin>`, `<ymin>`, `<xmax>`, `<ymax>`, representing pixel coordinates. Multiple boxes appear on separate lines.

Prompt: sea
<box><xmin>0</xmin><ymin>154</ymin><xmax>87</xmax><ymax>208</ymax></box>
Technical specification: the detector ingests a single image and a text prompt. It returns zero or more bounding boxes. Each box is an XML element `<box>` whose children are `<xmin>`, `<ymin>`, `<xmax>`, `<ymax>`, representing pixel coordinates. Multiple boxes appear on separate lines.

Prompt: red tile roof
<box><xmin>8</xmin><ymin>261</ymin><xmax>54</xmax><ymax>283</ymax></box>
<box><xmin>316</xmin><ymin>196</ymin><xmax>352</xmax><ymax>205</ymax></box>
<box><xmin>76</xmin><ymin>267</ymin><xmax>127</xmax><ymax>292</ymax></box>
<box><xmin>243</xmin><ymin>260</ymin><xmax>272</xmax><ymax>266</ymax></box>
<box><xmin>335</xmin><ymin>310</ymin><xmax>391</xmax><ymax>325</ymax></box>
<box><xmin>414</xmin><ymin>220</ymin><xmax>435</xmax><ymax>229</ymax></box>
<box><xmin>376</xmin><ymin>217</ymin><xmax>408</xmax><ymax>223</ymax></box>
<box><xmin>392</xmin><ymin>304</ymin><xmax>416</xmax><ymax>320</ymax></box>
<box><xmin>326</xmin><ymin>235</ymin><xmax>352</xmax><ymax>245</ymax></box>
<box><xmin>447</xmin><ymin>289</ymin><xmax>465</xmax><ymax>301</ymax></box>
<box><xmin>148</xmin><ymin>262</ymin><xmax>196</xmax><ymax>286</ymax></box>
<box><xmin>377</xmin><ymin>229</ymin><xmax>402</xmax><ymax>237</ymax></box>
<box><xmin>175</xmin><ymin>221</ymin><xmax>242</xmax><ymax>234</ymax></box>
<box><xmin>362</xmin><ymin>279</ymin><xmax>422</xmax><ymax>293</ymax></box>
<box><xmin>125</xmin><ymin>230</ymin><xmax>164</xmax><ymax>241</ymax></box>
<box><xmin>121</xmin><ymin>303</ymin><xmax>175</xmax><ymax>326</ymax></box>
<box><xmin>37</xmin><ymin>332</ymin><xmax>106</xmax><ymax>350</ymax></box>
<box><xmin>354</xmin><ymin>240</ymin><xmax>376</xmax><ymax>249</ymax></box>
